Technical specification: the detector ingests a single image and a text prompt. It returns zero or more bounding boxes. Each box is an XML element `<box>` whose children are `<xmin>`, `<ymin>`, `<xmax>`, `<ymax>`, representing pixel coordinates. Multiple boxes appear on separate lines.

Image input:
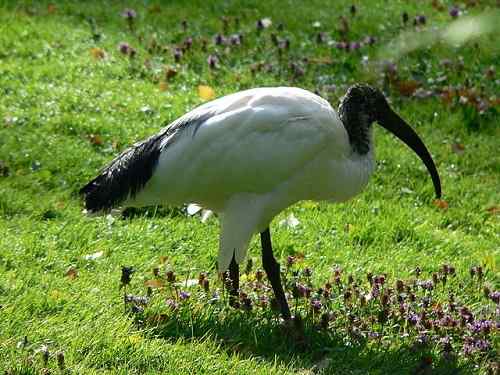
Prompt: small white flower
<box><xmin>84</xmin><ymin>251</ymin><xmax>104</xmax><ymax>260</ymax></box>
<box><xmin>279</xmin><ymin>213</ymin><xmax>300</xmax><ymax>229</ymax></box>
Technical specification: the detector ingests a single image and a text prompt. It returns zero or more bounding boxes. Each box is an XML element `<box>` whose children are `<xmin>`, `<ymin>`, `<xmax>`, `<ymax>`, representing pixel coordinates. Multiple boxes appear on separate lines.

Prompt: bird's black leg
<box><xmin>228</xmin><ymin>254</ymin><xmax>239</xmax><ymax>307</ymax></box>
<box><xmin>261</xmin><ymin>228</ymin><xmax>291</xmax><ymax>320</ymax></box>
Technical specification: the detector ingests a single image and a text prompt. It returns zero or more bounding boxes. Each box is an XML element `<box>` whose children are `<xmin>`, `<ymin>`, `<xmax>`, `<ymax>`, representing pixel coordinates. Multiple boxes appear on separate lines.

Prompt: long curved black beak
<box><xmin>378</xmin><ymin>109</ymin><xmax>441</xmax><ymax>198</ymax></box>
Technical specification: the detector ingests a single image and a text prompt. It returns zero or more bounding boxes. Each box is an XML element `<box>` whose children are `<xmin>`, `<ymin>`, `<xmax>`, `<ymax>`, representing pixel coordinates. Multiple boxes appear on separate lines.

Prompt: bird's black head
<box><xmin>338</xmin><ymin>84</ymin><xmax>389</xmax><ymax>155</ymax></box>
<box><xmin>339</xmin><ymin>83</ymin><xmax>442</xmax><ymax>199</ymax></box>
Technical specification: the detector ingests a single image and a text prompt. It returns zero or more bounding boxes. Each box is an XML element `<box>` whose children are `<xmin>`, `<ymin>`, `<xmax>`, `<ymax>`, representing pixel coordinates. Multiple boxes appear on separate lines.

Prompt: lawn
<box><xmin>0</xmin><ymin>0</ymin><xmax>499</xmax><ymax>373</ymax></box>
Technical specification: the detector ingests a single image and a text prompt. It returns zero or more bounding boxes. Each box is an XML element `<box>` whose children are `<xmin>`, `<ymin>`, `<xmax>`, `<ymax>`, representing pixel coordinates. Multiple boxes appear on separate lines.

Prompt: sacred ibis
<box><xmin>81</xmin><ymin>84</ymin><xmax>441</xmax><ymax>320</ymax></box>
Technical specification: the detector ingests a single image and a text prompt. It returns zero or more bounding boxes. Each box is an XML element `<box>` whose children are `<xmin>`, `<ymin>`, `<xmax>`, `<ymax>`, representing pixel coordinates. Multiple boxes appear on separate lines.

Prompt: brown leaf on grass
<box><xmin>90</xmin><ymin>47</ymin><xmax>106</xmax><ymax>60</ymax></box>
<box><xmin>89</xmin><ymin>134</ymin><xmax>103</xmax><ymax>146</ymax></box>
<box><xmin>451</xmin><ymin>143</ymin><xmax>465</xmax><ymax>154</ymax></box>
<box><xmin>431</xmin><ymin>0</ymin><xmax>445</xmax><ymax>11</ymax></box>
<box><xmin>308</xmin><ymin>57</ymin><xmax>333</xmax><ymax>65</ymax></box>
<box><xmin>486</xmin><ymin>206</ymin><xmax>500</xmax><ymax>215</ymax></box>
<box><xmin>158</xmin><ymin>81</ymin><xmax>168</xmax><ymax>92</ymax></box>
<box><xmin>65</xmin><ymin>266</ymin><xmax>78</xmax><ymax>280</ymax></box>
<box><xmin>293</xmin><ymin>252</ymin><xmax>306</xmax><ymax>261</ymax></box>
<box><xmin>148</xmin><ymin>4</ymin><xmax>161</xmax><ymax>14</ymax></box>
<box><xmin>144</xmin><ymin>279</ymin><xmax>164</xmax><ymax>288</ymax></box>
<box><xmin>397</xmin><ymin>80</ymin><xmax>420</xmax><ymax>97</ymax></box>
<box><xmin>433</xmin><ymin>199</ymin><xmax>449</xmax><ymax>210</ymax></box>
<box><xmin>47</xmin><ymin>4</ymin><xmax>57</xmax><ymax>13</ymax></box>
<box><xmin>440</xmin><ymin>87</ymin><xmax>456</xmax><ymax>105</ymax></box>
<box><xmin>198</xmin><ymin>85</ymin><xmax>215</xmax><ymax>101</ymax></box>
<box><xmin>165</xmin><ymin>67</ymin><xmax>177</xmax><ymax>80</ymax></box>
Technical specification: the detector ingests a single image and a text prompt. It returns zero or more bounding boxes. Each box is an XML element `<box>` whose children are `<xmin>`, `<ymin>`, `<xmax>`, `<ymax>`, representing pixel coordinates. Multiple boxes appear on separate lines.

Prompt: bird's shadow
<box><xmin>139</xmin><ymin>308</ymin><xmax>465</xmax><ymax>374</ymax></box>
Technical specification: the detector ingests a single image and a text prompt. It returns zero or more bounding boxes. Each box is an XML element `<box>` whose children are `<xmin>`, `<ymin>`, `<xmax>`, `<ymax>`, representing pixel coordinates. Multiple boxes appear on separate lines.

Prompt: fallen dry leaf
<box><xmin>165</xmin><ymin>67</ymin><xmax>177</xmax><ymax>80</ymax></box>
<box><xmin>397</xmin><ymin>80</ymin><xmax>420</xmax><ymax>97</ymax></box>
<box><xmin>486</xmin><ymin>206</ymin><xmax>499</xmax><ymax>215</ymax></box>
<box><xmin>90</xmin><ymin>47</ymin><xmax>106</xmax><ymax>60</ymax></box>
<box><xmin>65</xmin><ymin>266</ymin><xmax>78</xmax><ymax>280</ymax></box>
<box><xmin>47</xmin><ymin>4</ymin><xmax>57</xmax><ymax>13</ymax></box>
<box><xmin>89</xmin><ymin>134</ymin><xmax>103</xmax><ymax>146</ymax></box>
<box><xmin>433</xmin><ymin>199</ymin><xmax>449</xmax><ymax>210</ymax></box>
<box><xmin>144</xmin><ymin>279</ymin><xmax>164</xmax><ymax>288</ymax></box>
<box><xmin>158</xmin><ymin>81</ymin><xmax>168</xmax><ymax>92</ymax></box>
<box><xmin>198</xmin><ymin>85</ymin><xmax>215</xmax><ymax>101</ymax></box>
<box><xmin>451</xmin><ymin>143</ymin><xmax>465</xmax><ymax>154</ymax></box>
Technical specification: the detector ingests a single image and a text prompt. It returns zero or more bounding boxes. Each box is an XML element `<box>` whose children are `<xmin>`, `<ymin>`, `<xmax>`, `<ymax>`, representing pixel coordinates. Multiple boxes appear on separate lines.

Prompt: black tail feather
<box><xmin>80</xmin><ymin>133</ymin><xmax>164</xmax><ymax>213</ymax></box>
<box><xmin>80</xmin><ymin>111</ymin><xmax>214</xmax><ymax>213</ymax></box>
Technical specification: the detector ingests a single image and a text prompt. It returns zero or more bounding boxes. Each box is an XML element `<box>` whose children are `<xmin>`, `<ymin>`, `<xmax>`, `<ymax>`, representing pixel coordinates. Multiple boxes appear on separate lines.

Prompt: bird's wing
<box><xmin>152</xmin><ymin>88</ymin><xmax>344</xmax><ymax>206</ymax></box>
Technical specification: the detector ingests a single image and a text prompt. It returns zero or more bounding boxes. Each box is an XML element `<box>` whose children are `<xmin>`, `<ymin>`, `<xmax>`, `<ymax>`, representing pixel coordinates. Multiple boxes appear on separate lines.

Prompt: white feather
<box><xmin>129</xmin><ymin>87</ymin><xmax>375</xmax><ymax>271</ymax></box>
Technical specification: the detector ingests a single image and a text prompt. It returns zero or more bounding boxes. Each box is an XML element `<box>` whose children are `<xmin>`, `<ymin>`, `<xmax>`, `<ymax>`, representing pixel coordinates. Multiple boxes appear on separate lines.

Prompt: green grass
<box><xmin>0</xmin><ymin>0</ymin><xmax>499</xmax><ymax>373</ymax></box>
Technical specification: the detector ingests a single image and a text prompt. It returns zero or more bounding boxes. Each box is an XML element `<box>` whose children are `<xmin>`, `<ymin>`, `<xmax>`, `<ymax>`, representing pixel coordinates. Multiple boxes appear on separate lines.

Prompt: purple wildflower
<box><xmin>166</xmin><ymin>298</ymin><xmax>179</xmax><ymax>310</ymax></box>
<box><xmin>420</xmin><ymin>280</ymin><xmax>434</xmax><ymax>291</ymax></box>
<box><xmin>363</xmin><ymin>35</ymin><xmax>376</xmax><ymax>45</ymax></box>
<box><xmin>336</xmin><ymin>41</ymin><xmax>347</xmax><ymax>50</ymax></box>
<box><xmin>408</xmin><ymin>312</ymin><xmax>420</xmax><ymax>325</ymax></box>
<box><xmin>439</xmin><ymin>314</ymin><xmax>457</xmax><ymax>328</ymax></box>
<box><xmin>184</xmin><ymin>37</ymin><xmax>193</xmax><ymax>50</ymax></box>
<box><xmin>421</xmin><ymin>296</ymin><xmax>431</xmax><ymax>308</ymax></box>
<box><xmin>440</xmin><ymin>336</ymin><xmax>453</xmax><ymax>352</ymax></box>
<box><xmin>350</xmin><ymin>41</ymin><xmax>361</xmax><ymax>50</ymax></box>
<box><xmin>370</xmin><ymin>284</ymin><xmax>380</xmax><ymax>299</ymax></box>
<box><xmin>179</xmin><ymin>291</ymin><xmax>190</xmax><ymax>300</ymax></box>
<box><xmin>173</xmin><ymin>48</ymin><xmax>182</xmax><ymax>63</ymax></box>
<box><xmin>207</xmin><ymin>54</ymin><xmax>219</xmax><ymax>69</ymax></box>
<box><xmin>468</xmin><ymin>320</ymin><xmax>493</xmax><ymax>334</ymax></box>
<box><xmin>125</xmin><ymin>295</ymin><xmax>149</xmax><ymax>307</ymax></box>
<box><xmin>118</xmin><ymin>42</ymin><xmax>131</xmax><ymax>55</ymax></box>
<box><xmin>230</xmin><ymin>34</ymin><xmax>241</xmax><ymax>45</ymax></box>
<box><xmin>310</xmin><ymin>298</ymin><xmax>322</xmax><ymax>312</ymax></box>
<box><xmin>459</xmin><ymin>306</ymin><xmax>474</xmax><ymax>323</ymax></box>
<box><xmin>214</xmin><ymin>34</ymin><xmax>225</xmax><ymax>45</ymax></box>
<box><xmin>415</xmin><ymin>15</ymin><xmax>426</xmax><ymax>25</ymax></box>
<box><xmin>297</xmin><ymin>283</ymin><xmax>311</xmax><ymax>298</ymax></box>
<box><xmin>286</xmin><ymin>255</ymin><xmax>296</xmax><ymax>267</ymax></box>
<box><xmin>489</xmin><ymin>291</ymin><xmax>500</xmax><ymax>303</ymax></box>
<box><xmin>121</xmin><ymin>8</ymin><xmax>137</xmax><ymax>19</ymax></box>
<box><xmin>449</xmin><ymin>6</ymin><xmax>460</xmax><ymax>18</ymax></box>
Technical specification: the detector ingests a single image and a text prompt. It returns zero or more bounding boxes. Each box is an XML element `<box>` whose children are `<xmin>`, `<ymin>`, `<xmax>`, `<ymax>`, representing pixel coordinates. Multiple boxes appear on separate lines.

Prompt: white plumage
<box><xmin>125</xmin><ymin>87</ymin><xmax>374</xmax><ymax>271</ymax></box>
<box><xmin>81</xmin><ymin>83</ymin><xmax>441</xmax><ymax>320</ymax></box>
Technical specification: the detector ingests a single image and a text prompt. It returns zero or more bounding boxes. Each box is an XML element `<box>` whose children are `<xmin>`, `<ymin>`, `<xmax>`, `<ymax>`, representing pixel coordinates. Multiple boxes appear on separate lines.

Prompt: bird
<box><xmin>80</xmin><ymin>84</ymin><xmax>441</xmax><ymax>321</ymax></box>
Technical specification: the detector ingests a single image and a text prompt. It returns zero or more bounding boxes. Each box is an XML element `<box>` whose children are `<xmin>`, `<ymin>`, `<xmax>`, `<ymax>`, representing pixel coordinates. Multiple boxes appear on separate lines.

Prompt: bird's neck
<box><xmin>339</xmin><ymin>111</ymin><xmax>372</xmax><ymax>155</ymax></box>
<box><xmin>338</xmin><ymin>96</ymin><xmax>373</xmax><ymax>156</ymax></box>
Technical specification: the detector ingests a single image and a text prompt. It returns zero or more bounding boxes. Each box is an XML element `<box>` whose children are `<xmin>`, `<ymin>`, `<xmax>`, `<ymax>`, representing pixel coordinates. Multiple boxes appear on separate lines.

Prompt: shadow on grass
<box><xmin>139</xmin><ymin>306</ymin><xmax>466</xmax><ymax>374</ymax></box>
